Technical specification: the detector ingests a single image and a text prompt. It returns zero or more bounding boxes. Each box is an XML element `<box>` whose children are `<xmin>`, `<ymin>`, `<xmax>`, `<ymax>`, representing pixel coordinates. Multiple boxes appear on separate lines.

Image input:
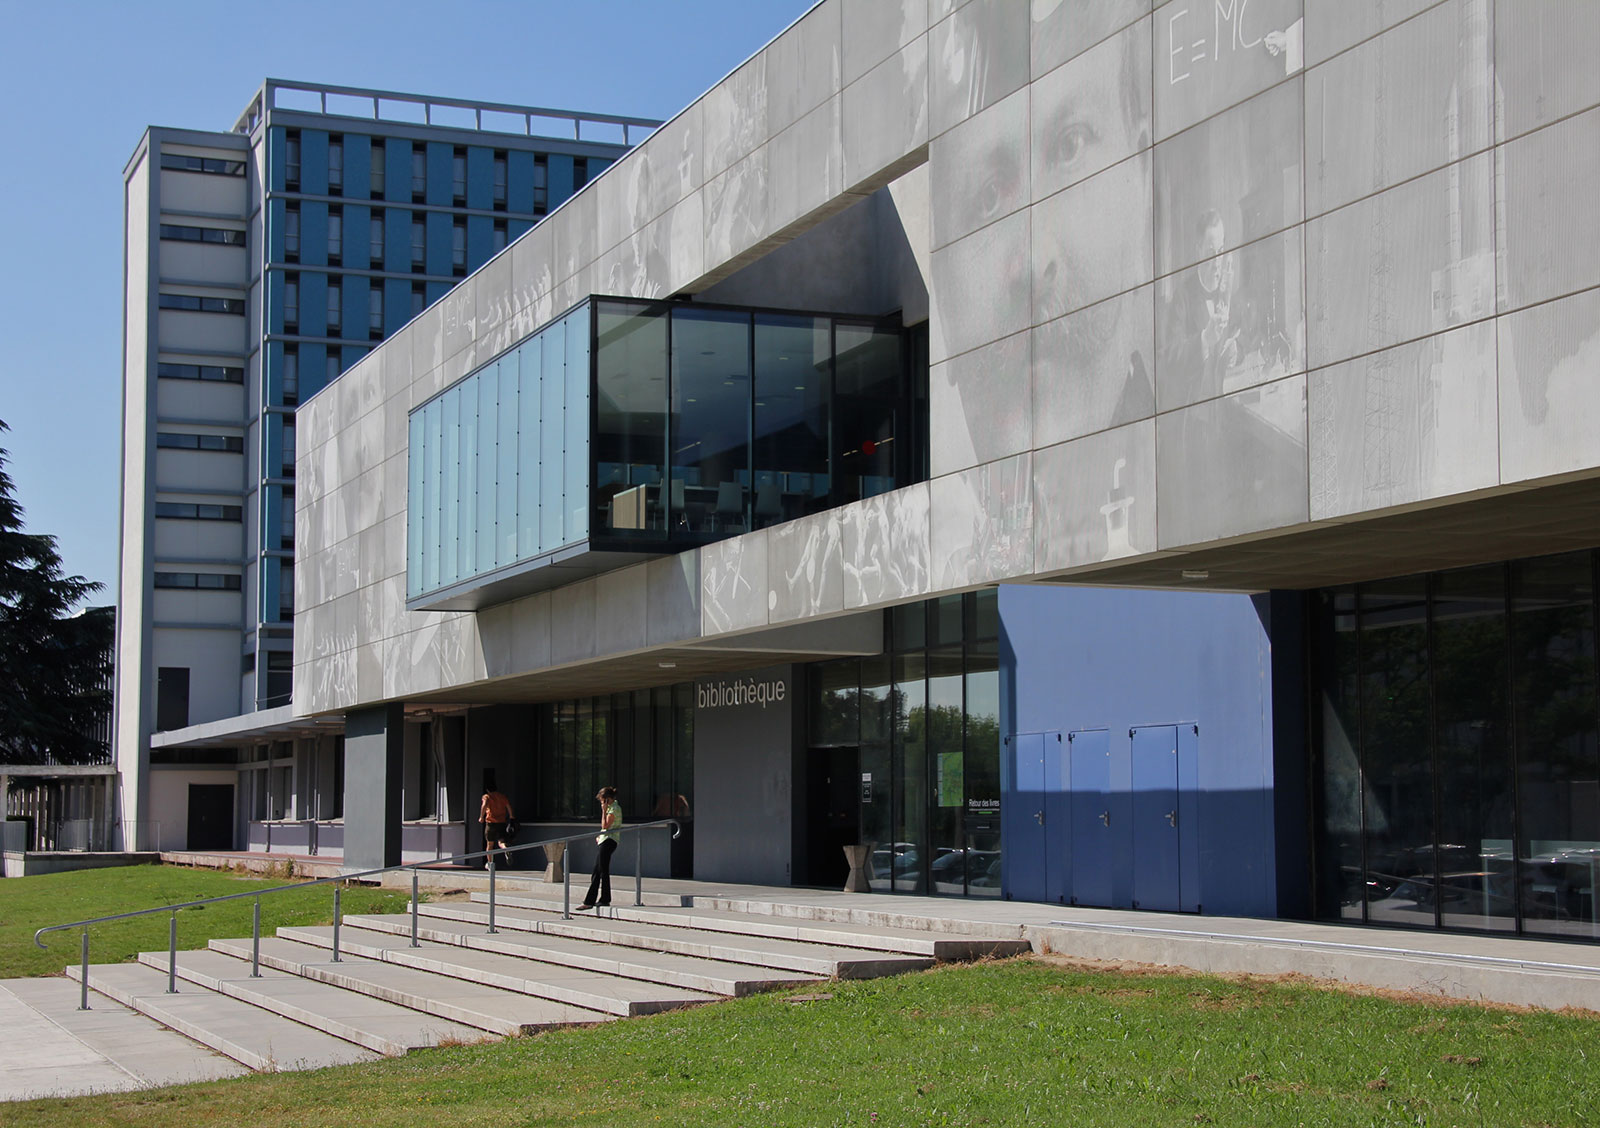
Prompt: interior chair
<box><xmin>754</xmin><ymin>481</ymin><xmax>783</xmax><ymax>528</ymax></box>
<box><xmin>714</xmin><ymin>480</ymin><xmax>745</xmax><ymax>533</ymax></box>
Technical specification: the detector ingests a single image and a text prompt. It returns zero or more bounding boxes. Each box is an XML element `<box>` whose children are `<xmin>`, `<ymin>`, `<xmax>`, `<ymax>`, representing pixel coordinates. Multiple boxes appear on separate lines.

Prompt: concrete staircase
<box><xmin>35</xmin><ymin>882</ymin><xmax>1031</xmax><ymax>1079</ymax></box>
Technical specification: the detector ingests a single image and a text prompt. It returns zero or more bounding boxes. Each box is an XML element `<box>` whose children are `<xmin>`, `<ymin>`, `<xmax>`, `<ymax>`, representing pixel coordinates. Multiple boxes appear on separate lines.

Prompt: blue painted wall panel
<box><xmin>300</xmin><ymin>271</ymin><xmax>328</xmax><ymax>339</ymax></box>
<box><xmin>301</xmin><ymin>202</ymin><xmax>328</xmax><ymax>268</ymax></box>
<box><xmin>384</xmin><ymin>208</ymin><xmax>409</xmax><ymax>273</ymax></box>
<box><xmin>467</xmin><ymin>215</ymin><xmax>494</xmax><ymax>269</ymax></box>
<box><xmin>345</xmin><ymin>276</ymin><xmax>369</xmax><ymax>344</ymax></box>
<box><xmin>999</xmin><ymin>585</ymin><xmax>1279</xmax><ymax>918</ymax></box>
<box><xmin>466</xmin><ymin>146</ymin><xmax>493</xmax><ymax>211</ymax></box>
<box><xmin>508</xmin><ymin>218</ymin><xmax>533</xmax><ymax>241</ymax></box>
<box><xmin>506</xmin><ymin>151</ymin><xmax>536</xmax><ymax>215</ymax></box>
<box><xmin>300</xmin><ymin>344</ymin><xmax>328</xmax><ymax>401</ymax></box>
<box><xmin>300</xmin><ymin>129</ymin><xmax>329</xmax><ymax>197</ymax></box>
<box><xmin>266</xmin><ymin>199</ymin><xmax>286</xmax><ymax>265</ymax></box>
<box><xmin>385</xmin><ymin>139</ymin><xmax>411</xmax><ymax>204</ymax></box>
<box><xmin>425</xmin><ymin>211</ymin><xmax>452</xmax><ymax>278</ymax></box>
<box><xmin>548</xmin><ymin>154</ymin><xmax>575</xmax><ymax>206</ymax></box>
<box><xmin>344</xmin><ymin>134</ymin><xmax>372</xmax><ymax>201</ymax></box>
<box><xmin>426</xmin><ymin>142</ymin><xmax>453</xmax><ymax>207</ymax></box>
<box><xmin>426</xmin><ymin>280</ymin><xmax>451</xmax><ymax>306</ymax></box>
<box><xmin>384</xmin><ymin>278</ymin><xmax>412</xmax><ymax>336</ymax></box>
<box><xmin>267</xmin><ymin>126</ymin><xmax>288</xmax><ymax>192</ymax></box>
<box><xmin>344</xmin><ymin>204</ymin><xmax>371</xmax><ymax>270</ymax></box>
<box><xmin>266</xmin><ymin>270</ymin><xmax>286</xmax><ymax>335</ymax></box>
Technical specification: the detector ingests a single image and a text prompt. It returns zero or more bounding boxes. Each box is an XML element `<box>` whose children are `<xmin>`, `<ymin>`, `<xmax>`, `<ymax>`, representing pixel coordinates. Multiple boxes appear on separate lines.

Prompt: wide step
<box><xmin>66</xmin><ymin>961</ymin><xmax>380</xmax><ymax>1073</ymax></box>
<box><xmin>214</xmin><ymin>935</ymin><xmax>612</xmax><ymax>1035</ymax></box>
<box><xmin>287</xmin><ymin>923</ymin><xmax>717</xmax><ymax>1017</ymax></box>
<box><xmin>136</xmin><ymin>948</ymin><xmax>491</xmax><ymax>1056</ymax></box>
<box><xmin>324</xmin><ymin>915</ymin><xmax>819</xmax><ymax>997</ymax></box>
<box><xmin>416</xmin><ymin>902</ymin><xmax>934</xmax><ymax>978</ymax></box>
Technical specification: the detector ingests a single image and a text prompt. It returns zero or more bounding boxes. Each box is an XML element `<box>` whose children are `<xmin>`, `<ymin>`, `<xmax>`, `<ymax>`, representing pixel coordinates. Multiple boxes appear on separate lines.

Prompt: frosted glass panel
<box><xmin>540</xmin><ymin>320</ymin><xmax>566</xmax><ymax>551</ymax></box>
<box><xmin>564</xmin><ymin>304</ymin><xmax>591</xmax><ymax>542</ymax></box>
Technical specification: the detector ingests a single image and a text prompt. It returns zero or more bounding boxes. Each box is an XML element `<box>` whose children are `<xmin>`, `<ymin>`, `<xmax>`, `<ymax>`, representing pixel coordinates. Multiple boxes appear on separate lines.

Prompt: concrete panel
<box><xmin>702</xmin><ymin>532</ymin><xmax>770</xmax><ymax>636</ymax></box>
<box><xmin>1034</xmin><ymin>419</ymin><xmax>1158</xmax><ymax>573</ymax></box>
<box><xmin>929</xmin><ymin>453</ymin><xmax>1034</xmax><ymax>588</ymax></box>
<box><xmin>768</xmin><ymin>96</ymin><xmax>845</xmax><ymax>235</ymax></box>
<box><xmin>1033</xmin><ymin>283</ymin><xmax>1156</xmax><ymax>448</ymax></box>
<box><xmin>1154</xmin><ymin>77</ymin><xmax>1303</xmax><ymax>278</ymax></box>
<box><xmin>842</xmin><ymin>34</ymin><xmax>929</xmax><ymax>192</ymax></box>
<box><xmin>1306</xmin><ymin>0</ymin><xmax>1491</xmax><ymax>219</ymax></box>
<box><xmin>929</xmin><ymin>208</ymin><xmax>1031</xmax><ymax>365</ymax></box>
<box><xmin>766</xmin><ymin>509</ymin><xmax>844</xmax><ymax>624</ymax></box>
<box><xmin>508</xmin><ymin>221</ymin><xmax>557</xmax><ymax>325</ymax></box>
<box><xmin>930</xmin><ymin>86</ymin><xmax>1029</xmax><ymax>250</ymax></box>
<box><xmin>842</xmin><ymin>0</ymin><xmax>927</xmax><ymax>86</ymax></box>
<box><xmin>510</xmin><ymin>591</ymin><xmax>554</xmax><ymax>671</ymax></box>
<box><xmin>929</xmin><ymin>0</ymin><xmax>1031</xmax><ymax>137</ymax></box>
<box><xmin>1032</xmin><ymin>151</ymin><xmax>1152</xmax><ymax>324</ymax></box>
<box><xmin>841</xmin><ymin>482</ymin><xmax>931</xmax><ymax>609</ymax></box>
<box><xmin>1032</xmin><ymin>0</ymin><xmax>1152</xmax><ymax>78</ymax></box>
<box><xmin>550</xmin><ymin>578</ymin><xmax>597</xmax><ymax>665</ymax></box>
<box><xmin>1304</xmin><ymin>0</ymin><xmax>1437</xmax><ymax>66</ymax></box>
<box><xmin>1030</xmin><ymin>16</ymin><xmax>1152</xmax><ymax>202</ymax></box>
<box><xmin>703</xmin><ymin>147</ymin><xmax>770</xmax><ymax>274</ymax></box>
<box><xmin>1156</xmin><ymin>373</ymin><xmax>1308</xmax><ymax>547</ymax></box>
<box><xmin>1307</xmin><ymin>153</ymin><xmax>1493</xmax><ymax>371</ymax></box>
<box><xmin>767</xmin><ymin>0</ymin><xmax>843</xmax><ymax>135</ymax></box>
<box><xmin>1498</xmin><ymin>288</ymin><xmax>1600</xmax><ymax>484</ymax></box>
<box><xmin>1155</xmin><ymin>227</ymin><xmax>1306</xmax><ymax>411</ymax></box>
<box><xmin>1308</xmin><ymin>319</ymin><xmax>1498</xmax><ymax>520</ymax></box>
<box><xmin>701</xmin><ymin>54</ymin><xmax>769</xmax><ymax>182</ymax></box>
<box><xmin>594</xmin><ymin>564</ymin><xmax>649</xmax><ymax>656</ymax></box>
<box><xmin>1496</xmin><ymin>0</ymin><xmax>1600</xmax><ymax>141</ymax></box>
<box><xmin>930</xmin><ymin>328</ymin><xmax>1031</xmax><ymax>476</ymax></box>
<box><xmin>1153</xmin><ymin>0</ymin><xmax>1304</xmax><ymax>140</ymax></box>
<box><xmin>1496</xmin><ymin>107</ymin><xmax>1600</xmax><ymax>313</ymax></box>
<box><xmin>343</xmin><ymin>703</ymin><xmax>404</xmax><ymax>869</ymax></box>
<box><xmin>646</xmin><ymin>552</ymin><xmax>702</xmax><ymax>646</ymax></box>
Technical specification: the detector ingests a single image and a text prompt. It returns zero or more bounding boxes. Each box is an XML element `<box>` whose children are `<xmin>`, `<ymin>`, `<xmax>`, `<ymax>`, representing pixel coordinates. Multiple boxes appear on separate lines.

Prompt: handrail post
<box><xmin>79</xmin><ymin>932</ymin><xmax>90</xmax><ymax>1011</ymax></box>
<box><xmin>487</xmin><ymin>855</ymin><xmax>497</xmax><ymax>934</ymax></box>
<box><xmin>563</xmin><ymin>854</ymin><xmax>571</xmax><ymax>920</ymax></box>
<box><xmin>635</xmin><ymin>828</ymin><xmax>643</xmax><ymax>907</ymax></box>
<box><xmin>251</xmin><ymin>898</ymin><xmax>261</xmax><ymax>977</ymax></box>
<box><xmin>411</xmin><ymin>870</ymin><xmax>420</xmax><ymax>947</ymax></box>
<box><xmin>167</xmin><ymin>914</ymin><xmax>178</xmax><ymax>993</ymax></box>
<box><xmin>332</xmin><ymin>885</ymin><xmax>342</xmax><ymax>963</ymax></box>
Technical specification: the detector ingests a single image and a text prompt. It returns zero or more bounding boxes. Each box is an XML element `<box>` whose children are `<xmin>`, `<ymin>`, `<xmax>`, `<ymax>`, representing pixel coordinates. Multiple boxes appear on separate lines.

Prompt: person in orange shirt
<box><xmin>480</xmin><ymin>778</ymin><xmax>516</xmax><ymax>869</ymax></box>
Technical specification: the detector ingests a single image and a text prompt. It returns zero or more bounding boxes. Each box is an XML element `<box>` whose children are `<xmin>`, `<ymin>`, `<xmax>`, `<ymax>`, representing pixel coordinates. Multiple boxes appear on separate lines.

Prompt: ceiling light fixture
<box><xmin>1181</xmin><ymin>569</ymin><xmax>1209</xmax><ymax>581</ymax></box>
<box><xmin>658</xmin><ymin>661</ymin><xmax>677</xmax><ymax>669</ymax></box>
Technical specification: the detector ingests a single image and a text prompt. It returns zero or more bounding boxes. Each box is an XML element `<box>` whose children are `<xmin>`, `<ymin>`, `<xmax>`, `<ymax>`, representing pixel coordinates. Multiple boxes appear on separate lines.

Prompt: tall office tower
<box><xmin>116</xmin><ymin>81</ymin><xmax>655</xmax><ymax>848</ymax></box>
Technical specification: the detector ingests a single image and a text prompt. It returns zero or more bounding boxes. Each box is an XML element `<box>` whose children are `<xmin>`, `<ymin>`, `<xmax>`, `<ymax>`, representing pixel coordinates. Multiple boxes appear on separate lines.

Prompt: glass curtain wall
<box><xmin>808</xmin><ymin>590</ymin><xmax>1001</xmax><ymax>897</ymax></box>
<box><xmin>535</xmin><ymin>684</ymin><xmax>694</xmax><ymax>824</ymax></box>
<box><xmin>1312</xmin><ymin>550</ymin><xmax>1600</xmax><ymax>939</ymax></box>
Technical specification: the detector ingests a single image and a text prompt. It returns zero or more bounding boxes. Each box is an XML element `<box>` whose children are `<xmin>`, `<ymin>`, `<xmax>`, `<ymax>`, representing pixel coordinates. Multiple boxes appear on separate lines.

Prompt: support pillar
<box><xmin>343</xmin><ymin>703</ymin><xmax>405</xmax><ymax>870</ymax></box>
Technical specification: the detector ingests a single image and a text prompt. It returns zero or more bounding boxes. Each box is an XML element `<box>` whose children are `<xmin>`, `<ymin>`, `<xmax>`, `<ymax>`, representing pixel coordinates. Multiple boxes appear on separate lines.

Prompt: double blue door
<box><xmin>1006</xmin><ymin>724</ymin><xmax>1199</xmax><ymax>912</ymax></box>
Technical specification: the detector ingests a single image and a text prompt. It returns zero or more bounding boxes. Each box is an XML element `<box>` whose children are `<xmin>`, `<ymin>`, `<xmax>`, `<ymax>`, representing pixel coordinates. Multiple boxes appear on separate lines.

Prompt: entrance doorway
<box><xmin>805</xmin><ymin>746</ymin><xmax>860</xmax><ymax>887</ymax></box>
<box><xmin>187</xmin><ymin>784</ymin><xmax>235</xmax><ymax>851</ymax></box>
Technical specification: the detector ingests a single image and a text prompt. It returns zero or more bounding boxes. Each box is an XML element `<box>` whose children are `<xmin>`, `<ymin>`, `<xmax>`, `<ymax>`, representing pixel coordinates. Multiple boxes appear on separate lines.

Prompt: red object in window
<box><xmin>861</xmin><ymin>439</ymin><xmax>877</xmax><ymax>456</ymax></box>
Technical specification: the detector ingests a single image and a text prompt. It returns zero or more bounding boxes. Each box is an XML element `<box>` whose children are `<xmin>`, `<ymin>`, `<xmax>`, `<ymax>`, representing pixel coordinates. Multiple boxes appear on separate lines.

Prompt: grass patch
<box><xmin>7</xmin><ymin>956</ymin><xmax>1598</xmax><ymax>1126</ymax></box>
<box><xmin>0</xmin><ymin>863</ymin><xmax>410</xmax><ymax>978</ymax></box>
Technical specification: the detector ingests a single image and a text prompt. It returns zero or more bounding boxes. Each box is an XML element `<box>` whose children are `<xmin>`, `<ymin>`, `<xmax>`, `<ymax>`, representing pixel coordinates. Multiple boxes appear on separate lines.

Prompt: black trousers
<box><xmin>585</xmin><ymin>838</ymin><xmax>618</xmax><ymax>906</ymax></box>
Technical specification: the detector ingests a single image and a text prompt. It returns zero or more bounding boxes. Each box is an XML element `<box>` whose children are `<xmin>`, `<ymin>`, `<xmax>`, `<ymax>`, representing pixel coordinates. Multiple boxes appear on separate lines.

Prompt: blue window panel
<box><xmin>539</xmin><ymin>320</ymin><xmax>566</xmax><ymax>551</ymax></box>
<box><xmin>343</xmin><ymin>134</ymin><xmax>372</xmax><ymax>200</ymax></box>
<box><xmin>344</xmin><ymin>203</ymin><xmax>371</xmax><ymax>270</ymax></box>
<box><xmin>506</xmin><ymin>150</ymin><xmax>536</xmax><ymax>214</ymax></box>
<box><xmin>426</xmin><ymin>142</ymin><xmax>453</xmax><ymax>207</ymax></box>
<box><xmin>384</xmin><ymin>278</ymin><xmax>411</xmax><ymax>336</ymax></box>
<box><xmin>439</xmin><ymin>386</ymin><xmax>460</xmax><ymax>588</ymax></box>
<box><xmin>385</xmin><ymin>140</ymin><xmax>411</xmax><ymax>203</ymax></box>
<box><xmin>423</xmin><ymin>397</ymin><xmax>442</xmax><ymax>593</ymax></box>
<box><xmin>466</xmin><ymin>146</ymin><xmax>493</xmax><ymax>211</ymax></box>
<box><xmin>408</xmin><ymin>410</ymin><xmax>425</xmax><ymax>600</ymax></box>
<box><xmin>547</xmin><ymin>155</ymin><xmax>576</xmax><ymax>208</ymax></box>
<box><xmin>563</xmin><ymin>303</ymin><xmax>590</xmax><ymax>541</ymax></box>
<box><xmin>475</xmin><ymin>365</ymin><xmax>498</xmax><ymax>570</ymax></box>
<box><xmin>267</xmin><ymin>126</ymin><xmax>288</xmax><ymax>192</ymax></box>
<box><xmin>457</xmin><ymin>378</ymin><xmax>478</xmax><ymax>581</ymax></box>
<box><xmin>426</xmin><ymin>211</ymin><xmax>452</xmax><ymax>278</ymax></box>
<box><xmin>300</xmin><ymin>272</ymin><xmax>328</xmax><ymax>338</ymax></box>
<box><xmin>516</xmin><ymin>338</ymin><xmax>542</xmax><ymax>558</ymax></box>
<box><xmin>301</xmin><ymin>202</ymin><xmax>328</xmax><ymax>268</ymax></box>
<box><xmin>300</xmin><ymin>344</ymin><xmax>329</xmax><ymax>400</ymax></box>
<box><xmin>384</xmin><ymin>208</ymin><xmax>409</xmax><ymax>273</ymax></box>
<box><xmin>266</xmin><ymin>198</ymin><xmax>287</xmax><ymax>263</ymax></box>
<box><xmin>300</xmin><ymin>129</ymin><xmax>329</xmax><ymax>197</ymax></box>
<box><xmin>496</xmin><ymin>355</ymin><xmax>519</xmax><ymax>568</ymax></box>
<box><xmin>467</xmin><ymin>215</ymin><xmax>495</xmax><ymax>270</ymax></box>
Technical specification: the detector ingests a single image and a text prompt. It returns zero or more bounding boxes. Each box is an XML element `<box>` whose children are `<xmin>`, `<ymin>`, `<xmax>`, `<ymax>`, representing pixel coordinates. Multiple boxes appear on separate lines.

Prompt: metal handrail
<box><xmin>35</xmin><ymin>819</ymin><xmax>681</xmax><ymax>1011</ymax></box>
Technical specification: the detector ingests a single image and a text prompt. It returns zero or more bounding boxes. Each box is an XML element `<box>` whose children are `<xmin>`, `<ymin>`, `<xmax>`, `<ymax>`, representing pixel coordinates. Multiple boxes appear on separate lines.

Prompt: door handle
<box><xmin>1034</xmin><ymin>810</ymin><xmax>1044</xmax><ymax>826</ymax></box>
<box><xmin>1099</xmin><ymin>810</ymin><xmax>1110</xmax><ymax>827</ymax></box>
<box><xmin>1166</xmin><ymin>810</ymin><xmax>1178</xmax><ymax>827</ymax></box>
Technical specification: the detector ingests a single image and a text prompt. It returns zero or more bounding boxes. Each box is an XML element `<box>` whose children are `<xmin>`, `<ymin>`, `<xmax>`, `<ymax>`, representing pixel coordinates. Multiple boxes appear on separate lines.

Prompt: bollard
<box><xmin>635</xmin><ymin>830</ymin><xmax>643</xmax><ymax>906</ymax></box>
<box><xmin>79</xmin><ymin>932</ymin><xmax>90</xmax><ymax>1011</ymax></box>
<box><xmin>167</xmin><ymin>915</ymin><xmax>178</xmax><ymax>994</ymax></box>
<box><xmin>251</xmin><ymin>899</ymin><xmax>261</xmax><ymax>977</ymax></box>
<box><xmin>332</xmin><ymin>886</ymin><xmax>342</xmax><ymax>963</ymax></box>
<box><xmin>411</xmin><ymin>870</ymin><xmax>420</xmax><ymax>947</ymax></box>
<box><xmin>563</xmin><ymin>854</ymin><xmax>572</xmax><ymax>919</ymax></box>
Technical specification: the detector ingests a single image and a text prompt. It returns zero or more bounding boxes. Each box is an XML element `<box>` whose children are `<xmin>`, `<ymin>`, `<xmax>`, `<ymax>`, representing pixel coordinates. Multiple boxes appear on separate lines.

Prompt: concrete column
<box><xmin>343</xmin><ymin>703</ymin><xmax>405</xmax><ymax>870</ymax></box>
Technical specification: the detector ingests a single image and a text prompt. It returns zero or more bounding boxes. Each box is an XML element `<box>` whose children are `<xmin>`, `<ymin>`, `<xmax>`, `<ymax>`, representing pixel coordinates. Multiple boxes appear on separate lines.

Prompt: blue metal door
<box><xmin>1005</xmin><ymin>733</ymin><xmax>1046</xmax><ymax>900</ymax></box>
<box><xmin>1043</xmin><ymin>732</ymin><xmax>1069</xmax><ymax>903</ymax></box>
<box><xmin>1069</xmin><ymin>729</ymin><xmax>1113</xmax><ymax>907</ymax></box>
<box><xmin>1131</xmin><ymin>725</ymin><xmax>1181</xmax><ymax>911</ymax></box>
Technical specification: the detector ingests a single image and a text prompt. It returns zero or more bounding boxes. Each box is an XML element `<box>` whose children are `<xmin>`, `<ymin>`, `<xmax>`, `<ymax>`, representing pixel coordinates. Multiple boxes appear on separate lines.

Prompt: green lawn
<box><xmin>0</xmin><ymin>863</ymin><xmax>410</xmax><ymax>978</ymax></box>
<box><xmin>7</xmin><ymin>955</ymin><xmax>1598</xmax><ymax>1127</ymax></box>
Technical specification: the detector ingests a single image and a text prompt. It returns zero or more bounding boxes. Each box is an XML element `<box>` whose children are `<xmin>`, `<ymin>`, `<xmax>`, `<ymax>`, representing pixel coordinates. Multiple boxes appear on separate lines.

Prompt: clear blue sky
<box><xmin>0</xmin><ymin>0</ymin><xmax>811</xmax><ymax>604</ymax></box>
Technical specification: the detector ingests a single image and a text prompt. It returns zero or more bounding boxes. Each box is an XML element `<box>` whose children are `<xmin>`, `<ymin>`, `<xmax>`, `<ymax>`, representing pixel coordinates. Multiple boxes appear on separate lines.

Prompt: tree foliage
<box><xmin>0</xmin><ymin>420</ymin><xmax>115</xmax><ymax>765</ymax></box>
